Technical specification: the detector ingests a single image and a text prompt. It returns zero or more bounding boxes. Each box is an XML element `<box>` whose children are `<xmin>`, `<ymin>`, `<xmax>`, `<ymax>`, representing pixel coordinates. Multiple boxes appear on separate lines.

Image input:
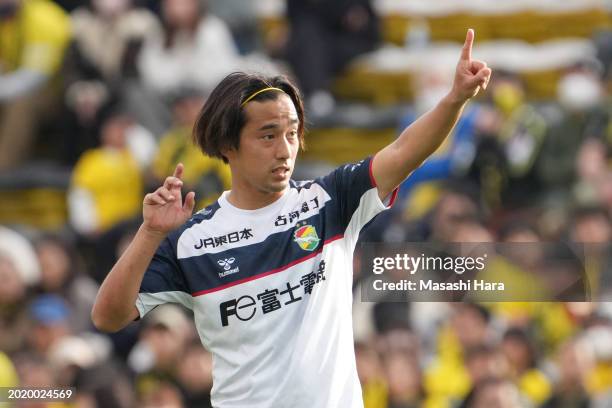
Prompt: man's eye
<box><xmin>262</xmin><ymin>134</ymin><xmax>274</xmax><ymax>140</ymax></box>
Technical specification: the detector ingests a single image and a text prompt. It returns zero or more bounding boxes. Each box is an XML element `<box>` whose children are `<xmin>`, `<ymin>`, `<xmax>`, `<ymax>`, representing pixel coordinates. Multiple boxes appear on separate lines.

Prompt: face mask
<box><xmin>557</xmin><ymin>72</ymin><xmax>602</xmax><ymax>112</ymax></box>
<box><xmin>493</xmin><ymin>83</ymin><xmax>523</xmax><ymax>116</ymax></box>
<box><xmin>0</xmin><ymin>2</ymin><xmax>18</xmax><ymax>19</ymax></box>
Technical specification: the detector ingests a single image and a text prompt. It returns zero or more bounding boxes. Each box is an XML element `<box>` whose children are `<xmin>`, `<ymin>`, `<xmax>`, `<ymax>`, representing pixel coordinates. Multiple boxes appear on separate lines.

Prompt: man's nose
<box><xmin>275</xmin><ymin>135</ymin><xmax>291</xmax><ymax>159</ymax></box>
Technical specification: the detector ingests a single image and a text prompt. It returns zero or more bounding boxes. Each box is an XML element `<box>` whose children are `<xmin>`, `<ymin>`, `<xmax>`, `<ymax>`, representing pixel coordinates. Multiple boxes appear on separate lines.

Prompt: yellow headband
<box><xmin>241</xmin><ymin>87</ymin><xmax>286</xmax><ymax>107</ymax></box>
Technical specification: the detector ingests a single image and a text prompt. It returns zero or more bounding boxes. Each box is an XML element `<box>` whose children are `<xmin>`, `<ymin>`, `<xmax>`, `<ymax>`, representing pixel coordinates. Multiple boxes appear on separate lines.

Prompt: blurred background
<box><xmin>1</xmin><ymin>0</ymin><xmax>612</xmax><ymax>407</ymax></box>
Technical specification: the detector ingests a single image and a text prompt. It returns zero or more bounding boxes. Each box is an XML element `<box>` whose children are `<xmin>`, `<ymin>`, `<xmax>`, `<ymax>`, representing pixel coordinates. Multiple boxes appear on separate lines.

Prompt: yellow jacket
<box><xmin>72</xmin><ymin>148</ymin><xmax>142</xmax><ymax>232</ymax></box>
<box><xmin>0</xmin><ymin>0</ymin><xmax>71</xmax><ymax>74</ymax></box>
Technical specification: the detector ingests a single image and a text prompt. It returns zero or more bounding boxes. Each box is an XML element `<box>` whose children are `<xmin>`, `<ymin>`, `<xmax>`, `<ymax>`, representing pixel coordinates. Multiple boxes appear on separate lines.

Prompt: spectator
<box><xmin>68</xmin><ymin>110</ymin><xmax>144</xmax><ymax>236</ymax></box>
<box><xmin>569</xmin><ymin>206</ymin><xmax>612</xmax><ymax>300</ymax></box>
<box><xmin>423</xmin><ymin>303</ymin><xmax>494</xmax><ymax>406</ymax></box>
<box><xmin>0</xmin><ymin>226</ymin><xmax>41</xmax><ymax>287</ymax></box>
<box><xmin>69</xmin><ymin>0</ymin><xmax>159</xmax><ymax>83</ymax></box>
<box><xmin>492</xmin><ymin>73</ymin><xmax>548</xmax><ymax>207</ymax></box>
<box><xmin>284</xmin><ymin>0</ymin><xmax>379</xmax><ymax>117</ymax></box>
<box><xmin>501</xmin><ymin>328</ymin><xmax>552</xmax><ymax>405</ymax></box>
<box><xmin>130</xmin><ymin>306</ymin><xmax>194</xmax><ymax>408</ymax></box>
<box><xmin>575</xmin><ymin>139</ymin><xmax>608</xmax><ymax>190</ymax></box>
<box><xmin>430</xmin><ymin>184</ymin><xmax>482</xmax><ymax>242</ymax></box>
<box><xmin>498</xmin><ymin>220</ymin><xmax>544</xmax><ymax>272</ymax></box>
<box><xmin>128</xmin><ymin>305</ymin><xmax>194</xmax><ymax>376</ymax></box>
<box><xmin>26</xmin><ymin>294</ymin><xmax>72</xmax><ymax>356</ymax></box>
<box><xmin>355</xmin><ymin>341</ymin><xmax>388</xmax><ymax>408</ymax></box>
<box><xmin>0</xmin><ymin>227</ymin><xmax>40</xmax><ymax>353</ymax></box>
<box><xmin>542</xmin><ymin>338</ymin><xmax>595</xmax><ymax>408</ymax></box>
<box><xmin>61</xmin><ymin>0</ymin><xmax>160</xmax><ymax>162</ymax></box>
<box><xmin>49</xmin><ymin>334</ymin><xmax>134</xmax><ymax>407</ymax></box>
<box><xmin>538</xmin><ymin>66</ymin><xmax>606</xmax><ymax>196</ymax></box>
<box><xmin>0</xmin><ymin>253</ymin><xmax>30</xmax><ymax>353</ymax></box>
<box><xmin>0</xmin><ymin>0</ymin><xmax>71</xmax><ymax>170</ymax></box>
<box><xmin>570</xmin><ymin>206</ymin><xmax>611</xmax><ymax>244</ymax></box>
<box><xmin>469</xmin><ymin>377</ymin><xmax>527</xmax><ymax>408</ymax></box>
<box><xmin>151</xmin><ymin>89</ymin><xmax>231</xmax><ymax>208</ymax></box>
<box><xmin>176</xmin><ymin>341</ymin><xmax>214</xmax><ymax>408</ymax></box>
<box><xmin>33</xmin><ymin>234</ymin><xmax>99</xmax><ymax>332</ymax></box>
<box><xmin>460</xmin><ymin>345</ymin><xmax>512</xmax><ymax>407</ymax></box>
<box><xmin>133</xmin><ymin>0</ymin><xmax>245</xmax><ymax>135</ymax></box>
<box><xmin>383</xmin><ymin>351</ymin><xmax>423</xmax><ymax>408</ymax></box>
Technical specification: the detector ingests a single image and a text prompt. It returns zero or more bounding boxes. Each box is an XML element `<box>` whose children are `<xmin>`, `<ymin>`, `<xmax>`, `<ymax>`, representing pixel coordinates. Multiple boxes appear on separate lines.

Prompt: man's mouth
<box><xmin>271</xmin><ymin>165</ymin><xmax>290</xmax><ymax>177</ymax></box>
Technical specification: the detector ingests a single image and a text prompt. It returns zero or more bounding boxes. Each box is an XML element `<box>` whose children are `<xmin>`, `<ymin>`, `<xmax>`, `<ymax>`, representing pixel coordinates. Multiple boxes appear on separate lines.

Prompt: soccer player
<box><xmin>92</xmin><ymin>29</ymin><xmax>491</xmax><ymax>407</ymax></box>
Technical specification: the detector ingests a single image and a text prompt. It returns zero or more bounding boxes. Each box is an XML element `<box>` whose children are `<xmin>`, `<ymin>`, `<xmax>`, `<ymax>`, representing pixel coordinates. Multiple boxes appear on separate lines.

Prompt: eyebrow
<box><xmin>257</xmin><ymin>118</ymin><xmax>299</xmax><ymax>131</ymax></box>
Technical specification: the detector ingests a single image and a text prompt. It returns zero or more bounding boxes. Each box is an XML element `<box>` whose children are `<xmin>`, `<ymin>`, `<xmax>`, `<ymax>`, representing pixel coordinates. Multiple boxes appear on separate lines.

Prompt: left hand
<box><xmin>449</xmin><ymin>29</ymin><xmax>492</xmax><ymax>103</ymax></box>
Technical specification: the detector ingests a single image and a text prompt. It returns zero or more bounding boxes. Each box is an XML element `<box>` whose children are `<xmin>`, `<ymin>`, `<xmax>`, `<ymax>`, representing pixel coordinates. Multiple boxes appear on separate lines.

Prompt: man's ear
<box><xmin>222</xmin><ymin>131</ymin><xmax>242</xmax><ymax>163</ymax></box>
<box><xmin>220</xmin><ymin>146</ymin><xmax>235</xmax><ymax>163</ymax></box>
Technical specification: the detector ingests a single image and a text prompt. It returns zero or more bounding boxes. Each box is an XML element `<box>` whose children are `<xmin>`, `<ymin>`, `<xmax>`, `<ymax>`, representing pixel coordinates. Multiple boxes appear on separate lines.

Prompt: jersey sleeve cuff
<box><xmin>135</xmin><ymin>294</ymin><xmax>147</xmax><ymax>319</ymax></box>
<box><xmin>369</xmin><ymin>154</ymin><xmax>399</xmax><ymax>208</ymax></box>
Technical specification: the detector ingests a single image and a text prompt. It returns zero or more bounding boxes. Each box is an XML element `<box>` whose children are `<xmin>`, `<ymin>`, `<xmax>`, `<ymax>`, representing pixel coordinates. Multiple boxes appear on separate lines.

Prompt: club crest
<box><xmin>293</xmin><ymin>225</ymin><xmax>320</xmax><ymax>251</ymax></box>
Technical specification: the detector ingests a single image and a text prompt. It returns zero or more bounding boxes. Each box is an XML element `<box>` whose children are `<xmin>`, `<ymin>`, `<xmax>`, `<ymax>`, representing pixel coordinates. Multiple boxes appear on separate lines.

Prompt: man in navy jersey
<box><xmin>92</xmin><ymin>29</ymin><xmax>491</xmax><ymax>407</ymax></box>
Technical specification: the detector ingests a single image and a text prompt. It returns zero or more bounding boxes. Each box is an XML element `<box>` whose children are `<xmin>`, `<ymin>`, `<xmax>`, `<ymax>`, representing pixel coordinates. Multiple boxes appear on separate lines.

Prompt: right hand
<box><xmin>448</xmin><ymin>29</ymin><xmax>492</xmax><ymax>104</ymax></box>
<box><xmin>143</xmin><ymin>163</ymin><xmax>196</xmax><ymax>235</ymax></box>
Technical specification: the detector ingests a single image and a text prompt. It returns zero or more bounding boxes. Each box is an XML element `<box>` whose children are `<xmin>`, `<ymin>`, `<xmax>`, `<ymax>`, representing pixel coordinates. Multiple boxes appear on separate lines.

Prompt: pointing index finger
<box><xmin>461</xmin><ymin>28</ymin><xmax>474</xmax><ymax>62</ymax></box>
<box><xmin>173</xmin><ymin>163</ymin><xmax>184</xmax><ymax>180</ymax></box>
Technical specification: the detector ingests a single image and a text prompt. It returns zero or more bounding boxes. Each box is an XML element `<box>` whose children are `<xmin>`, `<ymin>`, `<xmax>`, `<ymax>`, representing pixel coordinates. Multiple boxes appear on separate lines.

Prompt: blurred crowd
<box><xmin>2</xmin><ymin>0</ymin><xmax>612</xmax><ymax>407</ymax></box>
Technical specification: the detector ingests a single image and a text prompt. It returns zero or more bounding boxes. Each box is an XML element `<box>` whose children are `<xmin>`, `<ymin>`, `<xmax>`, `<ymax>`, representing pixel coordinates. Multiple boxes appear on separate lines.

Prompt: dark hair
<box><xmin>462</xmin><ymin>302</ymin><xmax>491</xmax><ymax>324</ymax></box>
<box><xmin>193</xmin><ymin>72</ymin><xmax>305</xmax><ymax>163</ymax></box>
<box><xmin>502</xmin><ymin>327</ymin><xmax>537</xmax><ymax>369</ymax></box>
<box><xmin>572</xmin><ymin>205</ymin><xmax>610</xmax><ymax>224</ymax></box>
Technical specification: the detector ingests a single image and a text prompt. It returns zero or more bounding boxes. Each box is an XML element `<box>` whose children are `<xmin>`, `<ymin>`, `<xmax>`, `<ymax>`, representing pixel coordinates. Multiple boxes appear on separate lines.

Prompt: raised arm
<box><xmin>371</xmin><ymin>29</ymin><xmax>492</xmax><ymax>199</ymax></box>
<box><xmin>91</xmin><ymin>164</ymin><xmax>195</xmax><ymax>332</ymax></box>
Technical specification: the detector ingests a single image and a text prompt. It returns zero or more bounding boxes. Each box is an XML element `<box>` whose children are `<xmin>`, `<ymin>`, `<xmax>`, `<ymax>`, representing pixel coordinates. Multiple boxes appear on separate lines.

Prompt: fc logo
<box><xmin>220</xmin><ymin>295</ymin><xmax>256</xmax><ymax>326</ymax></box>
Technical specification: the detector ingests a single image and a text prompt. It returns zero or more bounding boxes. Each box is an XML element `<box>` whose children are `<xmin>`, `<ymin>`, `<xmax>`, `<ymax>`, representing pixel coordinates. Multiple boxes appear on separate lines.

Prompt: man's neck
<box><xmin>226</xmin><ymin>187</ymin><xmax>286</xmax><ymax>210</ymax></box>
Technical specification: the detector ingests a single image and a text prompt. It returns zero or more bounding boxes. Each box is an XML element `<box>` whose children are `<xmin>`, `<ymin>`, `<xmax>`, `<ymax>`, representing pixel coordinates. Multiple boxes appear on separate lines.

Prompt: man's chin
<box><xmin>268</xmin><ymin>181</ymin><xmax>289</xmax><ymax>193</ymax></box>
<box><xmin>266</xmin><ymin>178</ymin><xmax>290</xmax><ymax>193</ymax></box>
